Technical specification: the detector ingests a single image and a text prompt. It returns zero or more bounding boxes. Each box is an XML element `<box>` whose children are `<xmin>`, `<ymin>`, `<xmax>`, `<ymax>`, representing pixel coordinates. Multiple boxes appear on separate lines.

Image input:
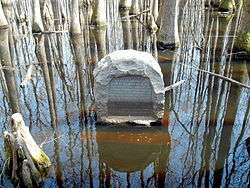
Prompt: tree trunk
<box><xmin>157</xmin><ymin>0</ymin><xmax>180</xmax><ymax>48</ymax></box>
<box><xmin>0</xmin><ymin>1</ymin><xmax>19</xmax><ymax>113</ymax></box>
<box><xmin>70</xmin><ymin>0</ymin><xmax>86</xmax><ymax>117</ymax></box>
<box><xmin>92</xmin><ymin>0</ymin><xmax>106</xmax><ymax>27</ymax></box>
<box><xmin>234</xmin><ymin>1</ymin><xmax>250</xmax><ymax>54</ymax></box>
<box><xmin>4</xmin><ymin>113</ymin><xmax>51</xmax><ymax>187</ymax></box>
<box><xmin>120</xmin><ymin>0</ymin><xmax>132</xmax><ymax>49</ymax></box>
<box><xmin>33</xmin><ymin>0</ymin><xmax>57</xmax><ymax>127</ymax></box>
<box><xmin>130</xmin><ymin>0</ymin><xmax>139</xmax><ymax>50</ymax></box>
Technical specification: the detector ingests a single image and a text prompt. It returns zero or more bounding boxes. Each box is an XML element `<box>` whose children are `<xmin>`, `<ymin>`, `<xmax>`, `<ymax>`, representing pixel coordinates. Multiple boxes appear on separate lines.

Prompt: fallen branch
<box><xmin>39</xmin><ymin>134</ymin><xmax>63</xmax><ymax>149</ymax></box>
<box><xmin>164</xmin><ymin>80</ymin><xmax>186</xmax><ymax>92</ymax></box>
<box><xmin>226</xmin><ymin>51</ymin><xmax>247</xmax><ymax>56</ymax></box>
<box><xmin>33</xmin><ymin>30</ymin><xmax>69</xmax><ymax>35</ymax></box>
<box><xmin>181</xmin><ymin>63</ymin><xmax>250</xmax><ymax>89</ymax></box>
<box><xmin>120</xmin><ymin>9</ymin><xmax>150</xmax><ymax>20</ymax></box>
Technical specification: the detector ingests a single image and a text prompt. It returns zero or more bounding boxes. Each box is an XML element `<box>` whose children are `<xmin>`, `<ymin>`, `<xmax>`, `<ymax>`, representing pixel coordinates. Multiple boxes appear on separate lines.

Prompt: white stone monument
<box><xmin>94</xmin><ymin>50</ymin><xmax>165</xmax><ymax>125</ymax></box>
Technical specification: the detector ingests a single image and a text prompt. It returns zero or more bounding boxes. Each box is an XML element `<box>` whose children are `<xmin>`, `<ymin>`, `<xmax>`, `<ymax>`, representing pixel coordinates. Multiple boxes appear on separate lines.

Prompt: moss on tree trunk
<box><xmin>234</xmin><ymin>1</ymin><xmax>250</xmax><ymax>54</ymax></box>
<box><xmin>219</xmin><ymin>0</ymin><xmax>236</xmax><ymax>12</ymax></box>
<box><xmin>3</xmin><ymin>113</ymin><xmax>51</xmax><ymax>187</ymax></box>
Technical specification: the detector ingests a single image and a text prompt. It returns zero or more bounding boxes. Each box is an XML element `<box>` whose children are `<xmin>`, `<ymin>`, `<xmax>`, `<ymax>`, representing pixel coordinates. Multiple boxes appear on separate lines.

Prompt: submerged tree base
<box><xmin>234</xmin><ymin>32</ymin><xmax>250</xmax><ymax>54</ymax></box>
<box><xmin>205</xmin><ymin>0</ymin><xmax>236</xmax><ymax>12</ymax></box>
<box><xmin>219</xmin><ymin>0</ymin><xmax>236</xmax><ymax>12</ymax></box>
<box><xmin>3</xmin><ymin>113</ymin><xmax>51</xmax><ymax>187</ymax></box>
<box><xmin>157</xmin><ymin>41</ymin><xmax>179</xmax><ymax>51</ymax></box>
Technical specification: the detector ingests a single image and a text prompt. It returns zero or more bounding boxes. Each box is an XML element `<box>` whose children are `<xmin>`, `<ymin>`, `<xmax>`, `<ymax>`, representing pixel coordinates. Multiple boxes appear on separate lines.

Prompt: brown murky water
<box><xmin>0</xmin><ymin>0</ymin><xmax>249</xmax><ymax>188</ymax></box>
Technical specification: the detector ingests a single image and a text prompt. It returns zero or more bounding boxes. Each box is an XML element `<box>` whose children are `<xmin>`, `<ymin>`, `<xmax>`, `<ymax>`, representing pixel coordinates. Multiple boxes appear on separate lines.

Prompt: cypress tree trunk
<box><xmin>33</xmin><ymin>0</ymin><xmax>57</xmax><ymax>127</ymax></box>
<box><xmin>91</xmin><ymin>0</ymin><xmax>106</xmax><ymax>27</ymax></box>
<box><xmin>130</xmin><ymin>0</ymin><xmax>139</xmax><ymax>50</ymax></box>
<box><xmin>71</xmin><ymin>0</ymin><xmax>86</xmax><ymax>117</ymax></box>
<box><xmin>157</xmin><ymin>0</ymin><xmax>180</xmax><ymax>49</ymax></box>
<box><xmin>235</xmin><ymin>1</ymin><xmax>250</xmax><ymax>54</ymax></box>
<box><xmin>120</xmin><ymin>0</ymin><xmax>132</xmax><ymax>49</ymax></box>
<box><xmin>93</xmin><ymin>28</ymin><xmax>107</xmax><ymax>60</ymax></box>
<box><xmin>0</xmin><ymin>1</ymin><xmax>19</xmax><ymax>113</ymax></box>
<box><xmin>4</xmin><ymin>113</ymin><xmax>51</xmax><ymax>187</ymax></box>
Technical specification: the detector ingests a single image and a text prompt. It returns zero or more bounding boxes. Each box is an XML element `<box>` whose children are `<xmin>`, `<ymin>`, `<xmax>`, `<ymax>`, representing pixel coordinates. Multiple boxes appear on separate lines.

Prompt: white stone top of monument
<box><xmin>94</xmin><ymin>49</ymin><xmax>164</xmax><ymax>94</ymax></box>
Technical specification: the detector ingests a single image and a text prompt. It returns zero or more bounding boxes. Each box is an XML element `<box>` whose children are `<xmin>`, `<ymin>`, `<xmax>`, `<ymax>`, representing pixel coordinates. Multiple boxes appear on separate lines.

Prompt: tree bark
<box><xmin>70</xmin><ymin>0</ymin><xmax>86</xmax><ymax>117</ymax></box>
<box><xmin>0</xmin><ymin>1</ymin><xmax>19</xmax><ymax>113</ymax></box>
<box><xmin>235</xmin><ymin>0</ymin><xmax>250</xmax><ymax>54</ymax></box>
<box><xmin>157</xmin><ymin>0</ymin><xmax>180</xmax><ymax>48</ymax></box>
<box><xmin>4</xmin><ymin>113</ymin><xmax>51</xmax><ymax>187</ymax></box>
<box><xmin>33</xmin><ymin>0</ymin><xmax>57</xmax><ymax>127</ymax></box>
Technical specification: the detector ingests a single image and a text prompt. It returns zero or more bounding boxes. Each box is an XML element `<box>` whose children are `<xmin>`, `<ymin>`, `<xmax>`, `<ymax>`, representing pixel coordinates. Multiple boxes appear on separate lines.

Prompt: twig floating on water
<box><xmin>164</xmin><ymin>80</ymin><xmax>186</xmax><ymax>92</ymax></box>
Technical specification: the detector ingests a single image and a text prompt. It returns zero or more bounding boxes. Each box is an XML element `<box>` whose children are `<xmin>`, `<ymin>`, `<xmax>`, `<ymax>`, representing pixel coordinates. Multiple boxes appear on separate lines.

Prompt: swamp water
<box><xmin>0</xmin><ymin>0</ymin><xmax>249</xmax><ymax>188</ymax></box>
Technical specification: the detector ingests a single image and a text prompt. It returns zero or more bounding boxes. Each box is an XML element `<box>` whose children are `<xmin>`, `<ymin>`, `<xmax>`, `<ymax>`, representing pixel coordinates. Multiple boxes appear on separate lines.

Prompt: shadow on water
<box><xmin>0</xmin><ymin>0</ymin><xmax>249</xmax><ymax>187</ymax></box>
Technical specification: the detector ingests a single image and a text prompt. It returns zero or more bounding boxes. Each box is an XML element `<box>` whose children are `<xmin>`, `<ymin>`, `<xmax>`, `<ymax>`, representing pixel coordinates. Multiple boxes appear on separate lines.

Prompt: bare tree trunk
<box><xmin>120</xmin><ymin>0</ymin><xmax>132</xmax><ymax>49</ymax></box>
<box><xmin>151</xmin><ymin>0</ymin><xmax>159</xmax><ymax>21</ymax></box>
<box><xmin>1</xmin><ymin>0</ymin><xmax>18</xmax><ymax>67</ymax></box>
<box><xmin>235</xmin><ymin>0</ymin><xmax>250</xmax><ymax>54</ymax></box>
<box><xmin>93</xmin><ymin>28</ymin><xmax>107</xmax><ymax>60</ymax></box>
<box><xmin>71</xmin><ymin>0</ymin><xmax>86</xmax><ymax>117</ymax></box>
<box><xmin>41</xmin><ymin>0</ymin><xmax>58</xmax><ymax>117</ymax></box>
<box><xmin>157</xmin><ymin>0</ymin><xmax>180</xmax><ymax>48</ymax></box>
<box><xmin>33</xmin><ymin>0</ymin><xmax>57</xmax><ymax>127</ymax></box>
<box><xmin>0</xmin><ymin>1</ymin><xmax>19</xmax><ymax>113</ymax></box>
<box><xmin>91</xmin><ymin>0</ymin><xmax>106</xmax><ymax>26</ymax></box>
<box><xmin>130</xmin><ymin>0</ymin><xmax>139</xmax><ymax>50</ymax></box>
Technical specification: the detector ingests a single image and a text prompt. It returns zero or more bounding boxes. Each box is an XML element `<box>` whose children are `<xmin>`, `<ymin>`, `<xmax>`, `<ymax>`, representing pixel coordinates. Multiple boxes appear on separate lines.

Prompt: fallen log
<box><xmin>3</xmin><ymin>113</ymin><xmax>51</xmax><ymax>187</ymax></box>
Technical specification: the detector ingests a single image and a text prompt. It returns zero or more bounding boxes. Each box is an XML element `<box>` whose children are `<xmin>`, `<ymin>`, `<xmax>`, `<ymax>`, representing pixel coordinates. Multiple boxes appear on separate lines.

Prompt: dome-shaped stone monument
<box><xmin>94</xmin><ymin>50</ymin><xmax>165</xmax><ymax>125</ymax></box>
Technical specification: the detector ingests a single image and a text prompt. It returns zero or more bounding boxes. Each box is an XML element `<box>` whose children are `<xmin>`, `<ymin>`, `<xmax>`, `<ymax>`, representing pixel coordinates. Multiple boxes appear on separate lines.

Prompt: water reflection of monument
<box><xmin>96</xmin><ymin>126</ymin><xmax>171</xmax><ymax>185</ymax></box>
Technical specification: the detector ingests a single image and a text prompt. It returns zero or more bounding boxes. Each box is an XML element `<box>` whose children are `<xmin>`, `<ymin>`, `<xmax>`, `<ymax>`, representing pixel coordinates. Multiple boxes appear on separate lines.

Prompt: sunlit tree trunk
<box><xmin>130</xmin><ymin>0</ymin><xmax>139</xmax><ymax>50</ymax></box>
<box><xmin>91</xmin><ymin>0</ymin><xmax>107</xmax><ymax>60</ymax></box>
<box><xmin>157</xmin><ymin>0</ymin><xmax>180</xmax><ymax>48</ymax></box>
<box><xmin>1</xmin><ymin>0</ymin><xmax>18</xmax><ymax>67</ymax></box>
<box><xmin>93</xmin><ymin>28</ymin><xmax>107</xmax><ymax>60</ymax></box>
<box><xmin>151</xmin><ymin>0</ymin><xmax>158</xmax><ymax>21</ymax></box>
<box><xmin>70</xmin><ymin>0</ymin><xmax>86</xmax><ymax>117</ymax></box>
<box><xmin>41</xmin><ymin>0</ymin><xmax>58</xmax><ymax>118</ymax></box>
<box><xmin>92</xmin><ymin>0</ymin><xmax>106</xmax><ymax>26</ymax></box>
<box><xmin>4</xmin><ymin>113</ymin><xmax>51</xmax><ymax>186</ymax></box>
<box><xmin>120</xmin><ymin>0</ymin><xmax>132</xmax><ymax>49</ymax></box>
<box><xmin>33</xmin><ymin>0</ymin><xmax>57</xmax><ymax>127</ymax></box>
<box><xmin>0</xmin><ymin>1</ymin><xmax>19</xmax><ymax>113</ymax></box>
<box><xmin>235</xmin><ymin>0</ymin><xmax>250</xmax><ymax>54</ymax></box>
